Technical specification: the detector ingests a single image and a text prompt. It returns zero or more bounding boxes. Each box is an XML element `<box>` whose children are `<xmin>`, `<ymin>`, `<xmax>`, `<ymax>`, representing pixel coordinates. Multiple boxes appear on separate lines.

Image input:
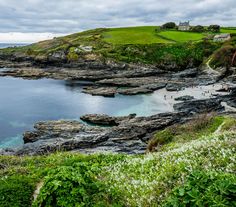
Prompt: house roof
<box><xmin>179</xmin><ymin>21</ymin><xmax>190</xmax><ymax>26</ymax></box>
<box><xmin>214</xmin><ymin>33</ymin><xmax>230</xmax><ymax>38</ymax></box>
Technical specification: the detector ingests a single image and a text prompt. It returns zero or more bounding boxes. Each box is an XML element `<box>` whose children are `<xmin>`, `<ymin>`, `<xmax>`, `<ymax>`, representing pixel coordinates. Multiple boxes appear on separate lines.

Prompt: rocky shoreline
<box><xmin>0</xmin><ymin>58</ymin><xmax>236</xmax><ymax>155</ymax></box>
<box><xmin>0</xmin><ymin>60</ymin><xmax>230</xmax><ymax>96</ymax></box>
<box><xmin>1</xmin><ymin>91</ymin><xmax>235</xmax><ymax>156</ymax></box>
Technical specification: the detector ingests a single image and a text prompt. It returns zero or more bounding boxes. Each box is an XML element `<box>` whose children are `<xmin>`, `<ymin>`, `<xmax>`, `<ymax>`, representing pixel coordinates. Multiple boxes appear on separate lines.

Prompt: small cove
<box><xmin>0</xmin><ymin>76</ymin><xmax>231</xmax><ymax>148</ymax></box>
<box><xmin>0</xmin><ymin>77</ymin><xmax>171</xmax><ymax>148</ymax></box>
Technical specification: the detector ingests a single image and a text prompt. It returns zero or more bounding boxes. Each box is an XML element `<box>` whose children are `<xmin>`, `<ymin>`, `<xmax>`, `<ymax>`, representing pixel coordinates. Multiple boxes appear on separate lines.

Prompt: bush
<box><xmin>208</xmin><ymin>25</ymin><xmax>221</xmax><ymax>33</ymax></box>
<box><xmin>147</xmin><ymin>115</ymin><xmax>224</xmax><ymax>152</ymax></box>
<box><xmin>0</xmin><ymin>176</ymin><xmax>35</xmax><ymax>207</ymax></box>
<box><xmin>147</xmin><ymin>128</ymin><xmax>176</xmax><ymax>152</ymax></box>
<box><xmin>211</xmin><ymin>45</ymin><xmax>236</xmax><ymax>68</ymax></box>
<box><xmin>33</xmin><ymin>162</ymin><xmax>122</xmax><ymax>207</ymax></box>
<box><xmin>164</xmin><ymin>171</ymin><xmax>236</xmax><ymax>207</ymax></box>
<box><xmin>191</xmin><ymin>25</ymin><xmax>205</xmax><ymax>33</ymax></box>
<box><xmin>161</xmin><ymin>22</ymin><xmax>176</xmax><ymax>29</ymax></box>
<box><xmin>67</xmin><ymin>47</ymin><xmax>79</xmax><ymax>61</ymax></box>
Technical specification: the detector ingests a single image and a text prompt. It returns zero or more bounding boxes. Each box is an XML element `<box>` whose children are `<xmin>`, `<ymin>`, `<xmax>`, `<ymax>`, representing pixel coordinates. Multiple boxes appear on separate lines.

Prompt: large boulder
<box><xmin>174</xmin><ymin>98</ymin><xmax>224</xmax><ymax>113</ymax></box>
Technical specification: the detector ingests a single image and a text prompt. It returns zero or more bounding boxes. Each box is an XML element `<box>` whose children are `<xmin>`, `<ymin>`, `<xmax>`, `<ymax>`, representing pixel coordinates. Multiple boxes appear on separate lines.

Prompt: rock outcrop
<box><xmin>1</xmin><ymin>112</ymin><xmax>185</xmax><ymax>155</ymax></box>
<box><xmin>173</xmin><ymin>98</ymin><xmax>224</xmax><ymax>113</ymax></box>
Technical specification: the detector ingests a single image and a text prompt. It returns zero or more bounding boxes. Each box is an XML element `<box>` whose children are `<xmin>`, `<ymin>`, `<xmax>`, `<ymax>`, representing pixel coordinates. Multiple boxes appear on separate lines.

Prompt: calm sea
<box><xmin>0</xmin><ymin>43</ymin><xmax>29</xmax><ymax>49</ymax></box>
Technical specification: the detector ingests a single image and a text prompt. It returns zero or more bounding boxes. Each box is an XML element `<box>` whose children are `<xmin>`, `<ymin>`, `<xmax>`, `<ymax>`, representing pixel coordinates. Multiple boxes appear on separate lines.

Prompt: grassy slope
<box><xmin>221</xmin><ymin>27</ymin><xmax>236</xmax><ymax>34</ymax></box>
<box><xmin>0</xmin><ymin>115</ymin><xmax>236</xmax><ymax>207</ymax></box>
<box><xmin>103</xmin><ymin>26</ymin><xmax>172</xmax><ymax>44</ymax></box>
<box><xmin>102</xmin><ymin>26</ymin><xmax>208</xmax><ymax>44</ymax></box>
<box><xmin>157</xmin><ymin>31</ymin><xmax>204</xmax><ymax>42</ymax></box>
<box><xmin>1</xmin><ymin>26</ymin><xmax>235</xmax><ymax>69</ymax></box>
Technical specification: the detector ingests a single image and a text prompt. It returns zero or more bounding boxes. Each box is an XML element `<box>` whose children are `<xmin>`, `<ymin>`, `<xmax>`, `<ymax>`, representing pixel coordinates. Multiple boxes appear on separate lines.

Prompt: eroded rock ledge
<box><xmin>1</xmin><ymin>95</ymin><xmax>230</xmax><ymax>156</ymax></box>
<box><xmin>0</xmin><ymin>65</ymin><xmax>222</xmax><ymax>97</ymax></box>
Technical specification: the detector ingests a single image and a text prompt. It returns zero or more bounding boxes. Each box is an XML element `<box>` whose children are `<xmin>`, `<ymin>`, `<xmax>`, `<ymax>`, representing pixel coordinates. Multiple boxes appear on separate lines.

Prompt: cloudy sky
<box><xmin>0</xmin><ymin>0</ymin><xmax>235</xmax><ymax>43</ymax></box>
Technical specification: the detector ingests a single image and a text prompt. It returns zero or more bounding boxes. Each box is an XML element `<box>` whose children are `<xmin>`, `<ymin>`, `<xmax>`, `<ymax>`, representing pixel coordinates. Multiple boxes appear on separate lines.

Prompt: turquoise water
<box><xmin>0</xmin><ymin>77</ymin><xmax>170</xmax><ymax>148</ymax></box>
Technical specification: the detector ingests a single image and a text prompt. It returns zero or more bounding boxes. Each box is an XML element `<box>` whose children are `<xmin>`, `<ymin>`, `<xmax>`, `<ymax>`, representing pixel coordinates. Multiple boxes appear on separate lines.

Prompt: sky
<box><xmin>0</xmin><ymin>0</ymin><xmax>235</xmax><ymax>43</ymax></box>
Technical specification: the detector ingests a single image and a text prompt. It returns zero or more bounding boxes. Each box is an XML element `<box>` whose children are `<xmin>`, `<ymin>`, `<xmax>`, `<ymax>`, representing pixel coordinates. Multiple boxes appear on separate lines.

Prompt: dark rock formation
<box><xmin>174</xmin><ymin>68</ymin><xmax>198</xmax><ymax>78</ymax></box>
<box><xmin>80</xmin><ymin>114</ymin><xmax>136</xmax><ymax>126</ymax></box>
<box><xmin>173</xmin><ymin>98</ymin><xmax>224</xmax><ymax>113</ymax></box>
<box><xmin>118</xmin><ymin>87</ymin><xmax>153</xmax><ymax>95</ymax></box>
<box><xmin>175</xmin><ymin>95</ymin><xmax>195</xmax><ymax>101</ymax></box>
<box><xmin>166</xmin><ymin>83</ymin><xmax>185</xmax><ymax>91</ymax></box>
<box><xmin>82</xmin><ymin>86</ymin><xmax>117</xmax><ymax>97</ymax></box>
<box><xmin>2</xmin><ymin>112</ymin><xmax>185</xmax><ymax>155</ymax></box>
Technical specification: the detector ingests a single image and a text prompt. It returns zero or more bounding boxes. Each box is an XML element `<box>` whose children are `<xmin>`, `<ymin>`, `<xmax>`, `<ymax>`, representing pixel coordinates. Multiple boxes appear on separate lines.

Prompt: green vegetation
<box><xmin>1</xmin><ymin>25</ymin><xmax>230</xmax><ymax>69</ymax></box>
<box><xmin>103</xmin><ymin>26</ymin><xmax>172</xmax><ymax>44</ymax></box>
<box><xmin>161</xmin><ymin>22</ymin><xmax>176</xmax><ymax>30</ymax></box>
<box><xmin>157</xmin><ymin>31</ymin><xmax>204</xmax><ymax>42</ymax></box>
<box><xmin>164</xmin><ymin>171</ymin><xmax>236</xmax><ymax>206</ymax></box>
<box><xmin>103</xmin><ymin>40</ymin><xmax>220</xmax><ymax>69</ymax></box>
<box><xmin>0</xmin><ymin>176</ymin><xmax>35</xmax><ymax>207</ymax></box>
<box><xmin>33</xmin><ymin>162</ymin><xmax>122</xmax><ymax>207</ymax></box>
<box><xmin>0</xmin><ymin>115</ymin><xmax>236</xmax><ymax>206</ymax></box>
<box><xmin>147</xmin><ymin>114</ymin><xmax>225</xmax><ymax>152</ymax></box>
<box><xmin>210</xmin><ymin>36</ymin><xmax>236</xmax><ymax>68</ymax></box>
<box><xmin>221</xmin><ymin>27</ymin><xmax>236</xmax><ymax>34</ymax></box>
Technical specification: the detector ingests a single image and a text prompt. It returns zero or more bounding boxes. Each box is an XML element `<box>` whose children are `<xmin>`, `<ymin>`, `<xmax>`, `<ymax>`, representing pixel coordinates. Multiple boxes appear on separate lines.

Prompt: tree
<box><xmin>161</xmin><ymin>22</ymin><xmax>176</xmax><ymax>29</ymax></box>
<box><xmin>191</xmin><ymin>25</ymin><xmax>205</xmax><ymax>33</ymax></box>
<box><xmin>208</xmin><ymin>25</ymin><xmax>220</xmax><ymax>33</ymax></box>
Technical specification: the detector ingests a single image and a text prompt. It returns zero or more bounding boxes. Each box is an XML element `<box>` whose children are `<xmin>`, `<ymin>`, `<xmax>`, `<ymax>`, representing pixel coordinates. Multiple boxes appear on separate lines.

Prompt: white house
<box><xmin>178</xmin><ymin>21</ymin><xmax>190</xmax><ymax>31</ymax></box>
<box><xmin>214</xmin><ymin>34</ymin><xmax>231</xmax><ymax>42</ymax></box>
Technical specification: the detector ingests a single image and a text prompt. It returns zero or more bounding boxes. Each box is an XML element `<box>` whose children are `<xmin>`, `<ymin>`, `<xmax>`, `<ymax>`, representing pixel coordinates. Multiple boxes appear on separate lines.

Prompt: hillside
<box><xmin>0</xmin><ymin>26</ymin><xmax>235</xmax><ymax>70</ymax></box>
<box><xmin>1</xmin><ymin>115</ymin><xmax>236</xmax><ymax>206</ymax></box>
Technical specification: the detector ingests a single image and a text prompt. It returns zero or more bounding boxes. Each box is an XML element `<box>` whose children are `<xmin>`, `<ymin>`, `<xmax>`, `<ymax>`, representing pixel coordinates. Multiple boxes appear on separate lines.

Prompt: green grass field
<box><xmin>102</xmin><ymin>26</ymin><xmax>172</xmax><ymax>44</ymax></box>
<box><xmin>158</xmin><ymin>31</ymin><xmax>205</xmax><ymax>42</ymax></box>
<box><xmin>221</xmin><ymin>28</ymin><xmax>236</xmax><ymax>34</ymax></box>
<box><xmin>102</xmin><ymin>26</ymin><xmax>208</xmax><ymax>44</ymax></box>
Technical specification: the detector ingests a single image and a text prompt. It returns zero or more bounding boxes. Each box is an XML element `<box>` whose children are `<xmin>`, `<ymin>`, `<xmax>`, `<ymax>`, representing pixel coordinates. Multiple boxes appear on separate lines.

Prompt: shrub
<box><xmin>33</xmin><ymin>162</ymin><xmax>122</xmax><ymax>207</ymax></box>
<box><xmin>0</xmin><ymin>175</ymin><xmax>35</xmax><ymax>207</ymax></box>
<box><xmin>161</xmin><ymin>22</ymin><xmax>176</xmax><ymax>30</ymax></box>
<box><xmin>191</xmin><ymin>25</ymin><xmax>205</xmax><ymax>33</ymax></box>
<box><xmin>211</xmin><ymin>45</ymin><xmax>236</xmax><ymax>68</ymax></box>
<box><xmin>163</xmin><ymin>171</ymin><xmax>236</xmax><ymax>207</ymax></box>
<box><xmin>208</xmin><ymin>25</ymin><xmax>221</xmax><ymax>33</ymax></box>
<box><xmin>147</xmin><ymin>128</ymin><xmax>176</xmax><ymax>152</ymax></box>
<box><xmin>147</xmin><ymin>114</ymin><xmax>224</xmax><ymax>152</ymax></box>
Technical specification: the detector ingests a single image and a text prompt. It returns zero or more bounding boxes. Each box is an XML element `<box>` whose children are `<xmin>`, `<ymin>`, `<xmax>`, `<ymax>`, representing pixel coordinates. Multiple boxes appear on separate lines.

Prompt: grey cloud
<box><xmin>0</xmin><ymin>0</ymin><xmax>235</xmax><ymax>33</ymax></box>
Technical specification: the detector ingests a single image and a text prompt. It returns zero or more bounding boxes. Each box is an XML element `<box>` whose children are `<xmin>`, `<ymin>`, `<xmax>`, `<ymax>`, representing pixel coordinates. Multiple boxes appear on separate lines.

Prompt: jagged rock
<box><xmin>118</xmin><ymin>87</ymin><xmax>152</xmax><ymax>95</ymax></box>
<box><xmin>48</xmin><ymin>51</ymin><xmax>67</xmax><ymax>62</ymax></box>
<box><xmin>81</xmin><ymin>114</ymin><xmax>119</xmax><ymax>126</ymax></box>
<box><xmin>166</xmin><ymin>83</ymin><xmax>184</xmax><ymax>91</ymax></box>
<box><xmin>82</xmin><ymin>86</ymin><xmax>117</xmax><ymax>97</ymax></box>
<box><xmin>8</xmin><ymin>113</ymin><xmax>185</xmax><ymax>155</ymax></box>
<box><xmin>175</xmin><ymin>95</ymin><xmax>194</xmax><ymax>101</ymax></box>
<box><xmin>80</xmin><ymin>114</ymin><xmax>136</xmax><ymax>126</ymax></box>
<box><xmin>144</xmin><ymin>83</ymin><xmax>167</xmax><ymax>90</ymax></box>
<box><xmin>97</xmin><ymin>77</ymin><xmax>168</xmax><ymax>87</ymax></box>
<box><xmin>173</xmin><ymin>98</ymin><xmax>224</xmax><ymax>113</ymax></box>
<box><xmin>174</xmin><ymin>68</ymin><xmax>198</xmax><ymax>78</ymax></box>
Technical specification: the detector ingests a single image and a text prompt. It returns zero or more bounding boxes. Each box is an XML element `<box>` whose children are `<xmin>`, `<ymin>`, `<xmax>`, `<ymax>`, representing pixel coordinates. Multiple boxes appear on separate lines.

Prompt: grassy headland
<box><xmin>1</xmin><ymin>26</ymin><xmax>236</xmax><ymax>70</ymax></box>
